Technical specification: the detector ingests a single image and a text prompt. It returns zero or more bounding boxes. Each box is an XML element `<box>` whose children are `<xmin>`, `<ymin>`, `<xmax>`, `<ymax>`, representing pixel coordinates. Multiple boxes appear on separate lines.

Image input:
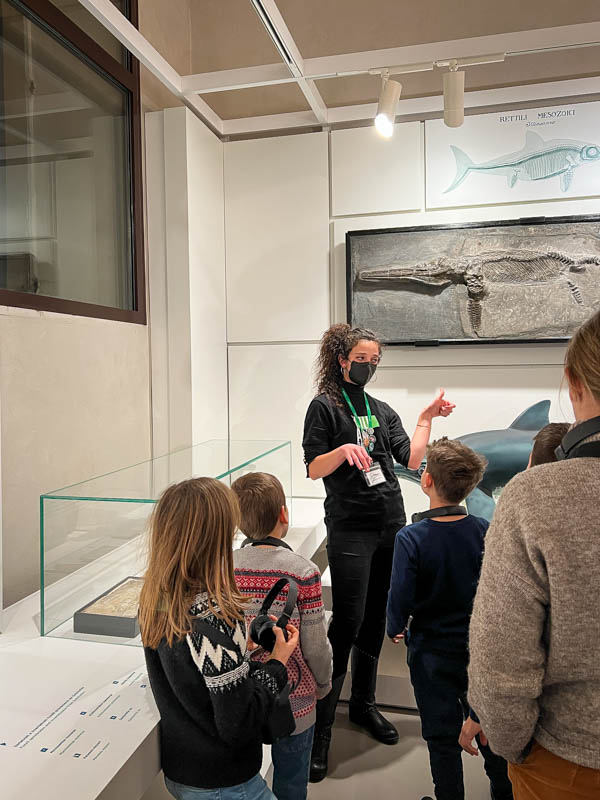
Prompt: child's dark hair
<box><xmin>530</xmin><ymin>422</ymin><xmax>570</xmax><ymax>467</ymax></box>
<box><xmin>425</xmin><ymin>437</ymin><xmax>487</xmax><ymax>504</ymax></box>
<box><xmin>315</xmin><ymin>323</ymin><xmax>381</xmax><ymax>406</ymax></box>
<box><xmin>231</xmin><ymin>472</ymin><xmax>286</xmax><ymax>541</ymax></box>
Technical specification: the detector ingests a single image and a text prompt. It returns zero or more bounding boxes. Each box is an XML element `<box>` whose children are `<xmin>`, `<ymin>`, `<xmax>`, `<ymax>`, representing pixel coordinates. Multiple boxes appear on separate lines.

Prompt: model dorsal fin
<box><xmin>525</xmin><ymin>130</ymin><xmax>546</xmax><ymax>150</ymax></box>
<box><xmin>508</xmin><ymin>400</ymin><xmax>551</xmax><ymax>431</ymax></box>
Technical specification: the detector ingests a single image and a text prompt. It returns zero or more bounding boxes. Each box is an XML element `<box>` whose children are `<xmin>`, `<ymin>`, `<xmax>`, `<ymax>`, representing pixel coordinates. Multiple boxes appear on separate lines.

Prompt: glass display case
<box><xmin>40</xmin><ymin>439</ymin><xmax>292</xmax><ymax>645</ymax></box>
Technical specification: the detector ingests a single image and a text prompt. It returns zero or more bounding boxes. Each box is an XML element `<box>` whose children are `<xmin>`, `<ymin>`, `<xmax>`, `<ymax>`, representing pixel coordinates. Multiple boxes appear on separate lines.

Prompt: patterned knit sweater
<box><xmin>144</xmin><ymin>593</ymin><xmax>288</xmax><ymax>789</ymax></box>
<box><xmin>234</xmin><ymin>545</ymin><xmax>333</xmax><ymax>734</ymax></box>
<box><xmin>468</xmin><ymin>455</ymin><xmax>600</xmax><ymax>769</ymax></box>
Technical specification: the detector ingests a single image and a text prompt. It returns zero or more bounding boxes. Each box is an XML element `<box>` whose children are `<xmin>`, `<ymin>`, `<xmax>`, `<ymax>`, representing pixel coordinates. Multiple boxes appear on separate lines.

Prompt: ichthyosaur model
<box><xmin>394</xmin><ymin>400</ymin><xmax>552</xmax><ymax>520</ymax></box>
<box><xmin>445</xmin><ymin>131</ymin><xmax>600</xmax><ymax>193</ymax></box>
<box><xmin>357</xmin><ymin>250</ymin><xmax>600</xmax><ymax>335</ymax></box>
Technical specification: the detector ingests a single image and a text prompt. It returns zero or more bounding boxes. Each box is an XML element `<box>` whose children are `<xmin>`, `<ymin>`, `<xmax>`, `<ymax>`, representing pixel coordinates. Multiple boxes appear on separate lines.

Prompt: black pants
<box><xmin>326</xmin><ymin>523</ymin><xmax>397</xmax><ymax>692</ymax></box>
<box><xmin>408</xmin><ymin>641</ymin><xmax>513</xmax><ymax>800</ymax></box>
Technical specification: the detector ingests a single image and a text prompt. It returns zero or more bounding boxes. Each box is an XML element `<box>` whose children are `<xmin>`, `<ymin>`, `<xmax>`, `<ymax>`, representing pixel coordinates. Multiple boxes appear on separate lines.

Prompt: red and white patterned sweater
<box><xmin>233</xmin><ymin>545</ymin><xmax>333</xmax><ymax>735</ymax></box>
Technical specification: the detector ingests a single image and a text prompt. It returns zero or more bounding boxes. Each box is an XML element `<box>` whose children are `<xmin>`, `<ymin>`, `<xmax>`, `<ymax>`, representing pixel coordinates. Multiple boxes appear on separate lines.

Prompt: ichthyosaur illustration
<box><xmin>357</xmin><ymin>249</ymin><xmax>600</xmax><ymax>335</ymax></box>
<box><xmin>445</xmin><ymin>131</ymin><xmax>600</xmax><ymax>193</ymax></box>
<box><xmin>394</xmin><ymin>400</ymin><xmax>551</xmax><ymax>520</ymax></box>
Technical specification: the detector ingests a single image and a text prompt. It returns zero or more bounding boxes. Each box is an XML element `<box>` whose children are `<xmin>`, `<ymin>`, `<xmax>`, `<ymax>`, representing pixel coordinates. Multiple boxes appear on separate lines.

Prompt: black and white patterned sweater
<box><xmin>144</xmin><ymin>593</ymin><xmax>288</xmax><ymax>789</ymax></box>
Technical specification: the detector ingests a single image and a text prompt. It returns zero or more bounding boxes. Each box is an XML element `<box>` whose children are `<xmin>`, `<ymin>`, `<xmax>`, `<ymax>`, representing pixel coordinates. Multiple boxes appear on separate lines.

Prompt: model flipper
<box><xmin>444</xmin><ymin>146</ymin><xmax>476</xmax><ymax>193</ymax></box>
<box><xmin>508</xmin><ymin>400</ymin><xmax>551</xmax><ymax>431</ymax></box>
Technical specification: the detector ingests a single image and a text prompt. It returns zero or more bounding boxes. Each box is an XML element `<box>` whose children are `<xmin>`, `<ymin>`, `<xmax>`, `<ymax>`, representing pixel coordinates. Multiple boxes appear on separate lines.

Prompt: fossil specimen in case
<box><xmin>73</xmin><ymin>576</ymin><xmax>143</xmax><ymax>638</ymax></box>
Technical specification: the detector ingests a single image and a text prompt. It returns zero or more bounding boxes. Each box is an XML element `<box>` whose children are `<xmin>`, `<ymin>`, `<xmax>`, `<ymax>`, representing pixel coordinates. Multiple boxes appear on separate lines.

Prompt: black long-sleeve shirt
<box><xmin>387</xmin><ymin>515</ymin><xmax>489</xmax><ymax>650</ymax></box>
<box><xmin>302</xmin><ymin>382</ymin><xmax>412</xmax><ymax>530</ymax></box>
<box><xmin>144</xmin><ymin>593</ymin><xmax>287</xmax><ymax>789</ymax></box>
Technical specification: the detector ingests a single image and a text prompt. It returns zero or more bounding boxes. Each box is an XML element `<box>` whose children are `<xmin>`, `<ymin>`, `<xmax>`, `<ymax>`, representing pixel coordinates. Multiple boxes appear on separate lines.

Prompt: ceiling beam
<box><xmin>222</xmin><ymin>75</ymin><xmax>600</xmax><ymax>135</ymax></box>
<box><xmin>304</xmin><ymin>23</ymin><xmax>600</xmax><ymax>78</ymax></box>
<box><xmin>76</xmin><ymin>0</ymin><xmax>223</xmax><ymax>134</ymax></box>
<box><xmin>248</xmin><ymin>0</ymin><xmax>328</xmax><ymax>124</ymax></box>
<box><xmin>181</xmin><ymin>23</ymin><xmax>600</xmax><ymax>96</ymax></box>
<box><xmin>182</xmin><ymin>63</ymin><xmax>294</xmax><ymax>94</ymax></box>
<box><xmin>223</xmin><ymin>110</ymin><xmax>320</xmax><ymax>136</ymax></box>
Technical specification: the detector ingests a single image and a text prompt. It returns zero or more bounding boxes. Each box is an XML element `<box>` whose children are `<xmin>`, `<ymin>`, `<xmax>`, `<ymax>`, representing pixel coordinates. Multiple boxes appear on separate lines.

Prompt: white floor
<box><xmin>304</xmin><ymin>706</ymin><xmax>493</xmax><ymax>800</ymax></box>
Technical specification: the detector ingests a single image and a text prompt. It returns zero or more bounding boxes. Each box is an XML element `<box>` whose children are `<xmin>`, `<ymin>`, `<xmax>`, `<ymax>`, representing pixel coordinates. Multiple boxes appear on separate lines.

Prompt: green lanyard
<box><xmin>342</xmin><ymin>388</ymin><xmax>374</xmax><ymax>432</ymax></box>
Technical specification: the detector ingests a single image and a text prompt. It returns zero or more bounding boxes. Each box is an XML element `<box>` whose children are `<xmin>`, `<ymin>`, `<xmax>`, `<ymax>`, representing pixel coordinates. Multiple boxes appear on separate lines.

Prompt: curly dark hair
<box><xmin>315</xmin><ymin>323</ymin><xmax>382</xmax><ymax>406</ymax></box>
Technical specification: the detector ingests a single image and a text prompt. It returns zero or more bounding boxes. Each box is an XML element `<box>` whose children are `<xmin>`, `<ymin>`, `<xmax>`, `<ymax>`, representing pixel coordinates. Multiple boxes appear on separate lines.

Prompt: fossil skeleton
<box><xmin>357</xmin><ymin>250</ymin><xmax>600</xmax><ymax>335</ymax></box>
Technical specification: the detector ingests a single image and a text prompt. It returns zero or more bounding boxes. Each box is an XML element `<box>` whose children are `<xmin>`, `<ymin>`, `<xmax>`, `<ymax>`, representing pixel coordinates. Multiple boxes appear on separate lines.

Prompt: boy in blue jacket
<box><xmin>386</xmin><ymin>437</ymin><xmax>513</xmax><ymax>800</ymax></box>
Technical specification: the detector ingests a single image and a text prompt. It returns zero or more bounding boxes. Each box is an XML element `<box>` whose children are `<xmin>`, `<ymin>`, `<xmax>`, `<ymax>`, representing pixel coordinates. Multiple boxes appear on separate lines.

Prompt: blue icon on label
<box><xmin>140</xmin><ymin>684</ymin><xmax>147</xmax><ymax>688</ymax></box>
<box><xmin>74</xmin><ymin>753</ymin><xmax>81</xmax><ymax>758</ymax></box>
<box><xmin>113</xmin><ymin>681</ymin><xmax>119</xmax><ymax>684</ymax></box>
<box><xmin>110</xmin><ymin>715</ymin><xmax>117</xmax><ymax>720</ymax></box>
<box><xmin>80</xmin><ymin>711</ymin><xmax>87</xmax><ymax>715</ymax></box>
<box><xmin>41</xmin><ymin>748</ymin><xmax>48</xmax><ymax>752</ymax></box>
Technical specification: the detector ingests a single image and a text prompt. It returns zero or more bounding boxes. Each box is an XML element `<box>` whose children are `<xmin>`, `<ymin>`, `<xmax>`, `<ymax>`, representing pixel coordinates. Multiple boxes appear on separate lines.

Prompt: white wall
<box><xmin>225</xmin><ymin>120</ymin><xmax>599</xmax><ymax>515</ymax></box>
<box><xmin>146</xmin><ymin>108</ymin><xmax>228</xmax><ymax>458</ymax></box>
<box><xmin>186</xmin><ymin>111</ymin><xmax>228</xmax><ymax>447</ymax></box>
<box><xmin>0</xmin><ymin>307</ymin><xmax>151</xmax><ymax>606</ymax></box>
<box><xmin>225</xmin><ymin>133</ymin><xmax>330</xmax><ymax>498</ymax></box>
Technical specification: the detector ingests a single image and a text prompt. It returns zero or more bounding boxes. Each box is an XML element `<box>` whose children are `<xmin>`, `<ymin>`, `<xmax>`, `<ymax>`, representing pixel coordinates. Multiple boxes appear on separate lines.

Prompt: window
<box><xmin>0</xmin><ymin>0</ymin><xmax>145</xmax><ymax>322</ymax></box>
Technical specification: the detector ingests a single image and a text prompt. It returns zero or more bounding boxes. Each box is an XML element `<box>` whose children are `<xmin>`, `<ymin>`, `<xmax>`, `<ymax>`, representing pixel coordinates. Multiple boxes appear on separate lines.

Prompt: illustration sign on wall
<box><xmin>346</xmin><ymin>217</ymin><xmax>600</xmax><ymax>345</ymax></box>
<box><xmin>425</xmin><ymin>102</ymin><xmax>600</xmax><ymax>209</ymax></box>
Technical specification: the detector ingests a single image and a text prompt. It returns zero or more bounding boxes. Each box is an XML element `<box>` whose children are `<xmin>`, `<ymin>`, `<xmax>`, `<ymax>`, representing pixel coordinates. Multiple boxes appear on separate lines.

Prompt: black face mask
<box><xmin>348</xmin><ymin>361</ymin><xmax>377</xmax><ymax>386</ymax></box>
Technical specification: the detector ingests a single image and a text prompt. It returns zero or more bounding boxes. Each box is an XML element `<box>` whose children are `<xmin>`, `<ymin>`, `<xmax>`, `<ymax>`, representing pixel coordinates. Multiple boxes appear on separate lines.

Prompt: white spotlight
<box><xmin>375</xmin><ymin>77</ymin><xmax>402</xmax><ymax>138</ymax></box>
<box><xmin>443</xmin><ymin>65</ymin><xmax>465</xmax><ymax>128</ymax></box>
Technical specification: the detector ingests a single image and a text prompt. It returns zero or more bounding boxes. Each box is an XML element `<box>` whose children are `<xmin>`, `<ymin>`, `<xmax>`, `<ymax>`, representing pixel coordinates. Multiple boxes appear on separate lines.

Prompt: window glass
<box><xmin>0</xmin><ymin>0</ymin><xmax>133</xmax><ymax>310</ymax></box>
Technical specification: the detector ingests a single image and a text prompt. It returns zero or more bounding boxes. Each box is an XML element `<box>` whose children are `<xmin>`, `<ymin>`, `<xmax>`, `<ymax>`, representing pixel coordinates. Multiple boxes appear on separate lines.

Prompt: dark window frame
<box><xmin>0</xmin><ymin>0</ymin><xmax>146</xmax><ymax>324</ymax></box>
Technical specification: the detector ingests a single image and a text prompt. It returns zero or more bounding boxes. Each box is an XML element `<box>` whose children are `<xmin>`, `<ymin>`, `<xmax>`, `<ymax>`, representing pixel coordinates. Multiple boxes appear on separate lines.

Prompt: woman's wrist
<box><xmin>417</xmin><ymin>414</ymin><xmax>432</xmax><ymax>428</ymax></box>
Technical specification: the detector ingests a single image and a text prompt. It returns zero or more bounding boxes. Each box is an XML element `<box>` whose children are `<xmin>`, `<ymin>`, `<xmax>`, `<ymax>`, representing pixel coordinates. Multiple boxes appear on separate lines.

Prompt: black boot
<box><xmin>309</xmin><ymin>674</ymin><xmax>345</xmax><ymax>783</ymax></box>
<box><xmin>309</xmin><ymin>731</ymin><xmax>331</xmax><ymax>784</ymax></box>
<box><xmin>348</xmin><ymin>646</ymin><xmax>399</xmax><ymax>745</ymax></box>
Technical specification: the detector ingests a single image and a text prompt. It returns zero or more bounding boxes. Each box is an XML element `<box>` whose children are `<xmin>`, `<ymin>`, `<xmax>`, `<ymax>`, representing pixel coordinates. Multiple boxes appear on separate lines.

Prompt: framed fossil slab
<box><xmin>346</xmin><ymin>216</ymin><xmax>600</xmax><ymax>345</ymax></box>
<box><xmin>73</xmin><ymin>576</ymin><xmax>143</xmax><ymax>638</ymax></box>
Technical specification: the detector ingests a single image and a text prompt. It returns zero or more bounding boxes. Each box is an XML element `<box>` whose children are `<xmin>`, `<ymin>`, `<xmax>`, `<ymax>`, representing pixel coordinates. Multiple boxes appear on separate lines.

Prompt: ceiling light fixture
<box><xmin>443</xmin><ymin>60</ymin><xmax>465</xmax><ymax>127</ymax></box>
<box><xmin>375</xmin><ymin>72</ymin><xmax>402</xmax><ymax>138</ymax></box>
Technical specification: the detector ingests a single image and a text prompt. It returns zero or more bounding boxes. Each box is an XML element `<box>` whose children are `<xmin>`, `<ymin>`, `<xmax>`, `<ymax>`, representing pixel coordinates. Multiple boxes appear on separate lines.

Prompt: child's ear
<box><xmin>279</xmin><ymin>505</ymin><xmax>289</xmax><ymax>525</ymax></box>
<box><xmin>422</xmin><ymin>471</ymin><xmax>433</xmax><ymax>490</ymax></box>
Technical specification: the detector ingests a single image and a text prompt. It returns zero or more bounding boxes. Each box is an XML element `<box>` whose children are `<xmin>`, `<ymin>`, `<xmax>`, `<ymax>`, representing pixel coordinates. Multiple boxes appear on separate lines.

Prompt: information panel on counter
<box><xmin>0</xmin><ymin>649</ymin><xmax>159</xmax><ymax>799</ymax></box>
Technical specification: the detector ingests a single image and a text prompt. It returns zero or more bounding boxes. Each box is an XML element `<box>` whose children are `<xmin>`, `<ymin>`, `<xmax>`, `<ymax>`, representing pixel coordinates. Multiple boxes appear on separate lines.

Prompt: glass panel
<box><xmin>0</xmin><ymin>0</ymin><xmax>133</xmax><ymax>309</ymax></box>
<box><xmin>40</xmin><ymin>440</ymin><xmax>293</xmax><ymax>644</ymax></box>
<box><xmin>49</xmin><ymin>0</ymin><xmax>129</xmax><ymax>66</ymax></box>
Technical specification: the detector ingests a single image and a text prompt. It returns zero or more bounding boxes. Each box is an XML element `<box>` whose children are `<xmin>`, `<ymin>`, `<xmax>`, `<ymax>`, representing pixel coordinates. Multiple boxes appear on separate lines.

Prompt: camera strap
<box><xmin>555</xmin><ymin>416</ymin><xmax>600</xmax><ymax>461</ymax></box>
<box><xmin>241</xmin><ymin>536</ymin><xmax>293</xmax><ymax>551</ymax></box>
<box><xmin>564</xmin><ymin>441</ymin><xmax>600</xmax><ymax>460</ymax></box>
<box><xmin>412</xmin><ymin>505</ymin><xmax>467</xmax><ymax>523</ymax></box>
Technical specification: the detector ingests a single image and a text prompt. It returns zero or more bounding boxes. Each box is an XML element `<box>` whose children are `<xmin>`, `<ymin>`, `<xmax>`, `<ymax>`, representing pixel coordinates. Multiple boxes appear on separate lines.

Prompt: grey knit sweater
<box><xmin>468</xmin><ymin>456</ymin><xmax>600</xmax><ymax>768</ymax></box>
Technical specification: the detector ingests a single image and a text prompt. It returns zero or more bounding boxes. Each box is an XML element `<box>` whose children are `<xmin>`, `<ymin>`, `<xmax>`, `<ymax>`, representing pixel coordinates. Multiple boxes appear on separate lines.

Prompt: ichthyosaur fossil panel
<box><xmin>347</xmin><ymin>218</ymin><xmax>600</xmax><ymax>344</ymax></box>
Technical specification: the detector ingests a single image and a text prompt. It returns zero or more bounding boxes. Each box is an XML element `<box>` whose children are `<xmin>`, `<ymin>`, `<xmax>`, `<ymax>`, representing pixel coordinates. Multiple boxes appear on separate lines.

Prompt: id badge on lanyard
<box><xmin>343</xmin><ymin>388</ymin><xmax>386</xmax><ymax>489</ymax></box>
<box><xmin>363</xmin><ymin>461</ymin><xmax>386</xmax><ymax>487</ymax></box>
